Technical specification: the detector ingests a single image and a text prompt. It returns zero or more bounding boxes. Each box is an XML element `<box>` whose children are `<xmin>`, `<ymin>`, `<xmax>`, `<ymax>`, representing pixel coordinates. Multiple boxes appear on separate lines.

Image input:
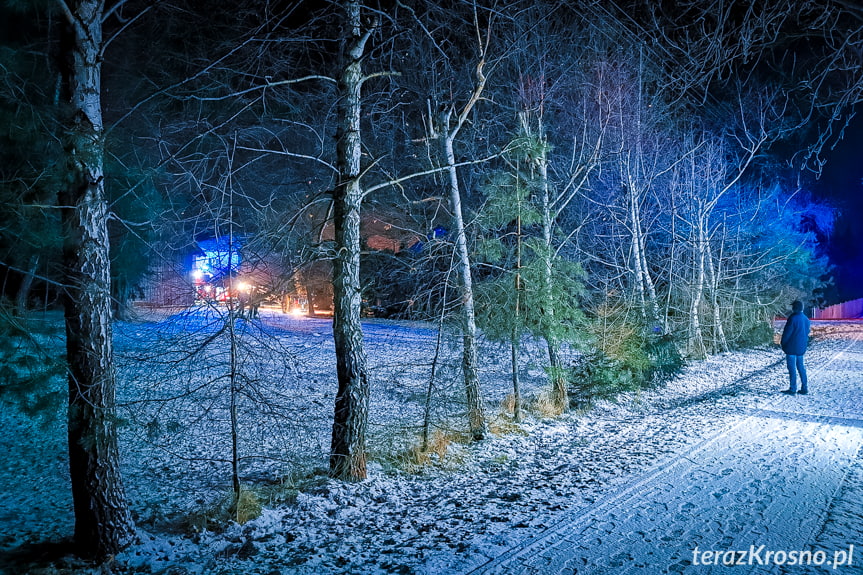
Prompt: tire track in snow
<box><xmin>462</xmin><ymin>329</ymin><xmax>863</xmax><ymax>575</ymax></box>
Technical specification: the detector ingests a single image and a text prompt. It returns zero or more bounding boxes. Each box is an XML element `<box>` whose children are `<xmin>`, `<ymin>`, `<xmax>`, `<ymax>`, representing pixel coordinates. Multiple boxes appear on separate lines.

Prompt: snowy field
<box><xmin>1</xmin><ymin>312</ymin><xmax>861</xmax><ymax>574</ymax></box>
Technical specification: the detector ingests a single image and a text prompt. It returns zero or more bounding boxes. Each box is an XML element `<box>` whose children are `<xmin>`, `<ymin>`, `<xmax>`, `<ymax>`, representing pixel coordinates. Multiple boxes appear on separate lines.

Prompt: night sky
<box><xmin>816</xmin><ymin>115</ymin><xmax>863</xmax><ymax>303</ymax></box>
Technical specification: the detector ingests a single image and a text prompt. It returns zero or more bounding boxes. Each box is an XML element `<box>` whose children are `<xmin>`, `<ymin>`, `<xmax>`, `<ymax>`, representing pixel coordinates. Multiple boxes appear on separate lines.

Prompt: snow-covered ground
<box><xmin>1</xmin><ymin>312</ymin><xmax>861</xmax><ymax>574</ymax></box>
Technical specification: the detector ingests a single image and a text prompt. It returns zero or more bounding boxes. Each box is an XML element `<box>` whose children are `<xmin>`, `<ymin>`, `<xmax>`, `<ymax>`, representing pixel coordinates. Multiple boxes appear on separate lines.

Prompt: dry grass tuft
<box><xmin>488</xmin><ymin>415</ymin><xmax>528</xmax><ymax>437</ymax></box>
<box><xmin>185</xmin><ymin>485</ymin><xmax>263</xmax><ymax>532</ymax></box>
<box><xmin>426</xmin><ymin>428</ymin><xmax>454</xmax><ymax>459</ymax></box>
<box><xmin>235</xmin><ymin>488</ymin><xmax>261</xmax><ymax>525</ymax></box>
<box><xmin>374</xmin><ymin>428</ymin><xmax>470</xmax><ymax>473</ymax></box>
<box><xmin>529</xmin><ymin>390</ymin><xmax>566</xmax><ymax>418</ymax></box>
<box><xmin>499</xmin><ymin>393</ymin><xmax>517</xmax><ymax>415</ymax></box>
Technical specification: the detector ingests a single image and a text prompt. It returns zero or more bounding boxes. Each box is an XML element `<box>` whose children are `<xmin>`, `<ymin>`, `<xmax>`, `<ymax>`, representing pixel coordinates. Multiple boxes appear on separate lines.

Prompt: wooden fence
<box><xmin>813</xmin><ymin>298</ymin><xmax>863</xmax><ymax>320</ymax></box>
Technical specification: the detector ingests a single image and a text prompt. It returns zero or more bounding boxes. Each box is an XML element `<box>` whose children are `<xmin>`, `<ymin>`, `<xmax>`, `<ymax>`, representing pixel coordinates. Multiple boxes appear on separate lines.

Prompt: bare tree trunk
<box><xmin>430</xmin><ymin>45</ymin><xmax>491</xmax><ymax>441</ymax></box>
<box><xmin>422</xmin><ymin>308</ymin><xmax>446</xmax><ymax>452</ymax></box>
<box><xmin>422</xmin><ymin>251</ymin><xmax>454</xmax><ymax>451</ymax></box>
<box><xmin>305</xmin><ymin>281</ymin><xmax>317</xmax><ymax>317</ymax></box>
<box><xmin>226</xmin><ymin>197</ymin><xmax>241</xmax><ymax>502</ymax></box>
<box><xmin>57</xmin><ymin>0</ymin><xmax>134</xmax><ymax>558</ymax></box>
<box><xmin>663</xmin><ymin>189</ymin><xmax>679</xmax><ymax>335</ymax></box>
<box><xmin>628</xmin><ymin>187</ymin><xmax>648</xmax><ymax>312</ymax></box>
<box><xmin>443</xmin><ymin>131</ymin><xmax>486</xmax><ymax>440</ymax></box>
<box><xmin>706</xmin><ymin>233</ymin><xmax>729</xmax><ymax>352</ymax></box>
<box><xmin>15</xmin><ymin>255</ymin><xmax>39</xmax><ymax>313</ymax></box>
<box><xmin>330</xmin><ymin>0</ymin><xmax>371</xmax><ymax>480</ymax></box>
<box><xmin>688</xmin><ymin>210</ymin><xmax>707</xmax><ymax>358</ymax></box>
<box><xmin>631</xmin><ymin>56</ymin><xmax>661</xmax><ymax>325</ymax></box>
<box><xmin>628</xmin><ymin>184</ymin><xmax>660</xmax><ymax>322</ymax></box>
<box><xmin>229</xmin><ymin>301</ymin><xmax>241</xmax><ymax>499</ymax></box>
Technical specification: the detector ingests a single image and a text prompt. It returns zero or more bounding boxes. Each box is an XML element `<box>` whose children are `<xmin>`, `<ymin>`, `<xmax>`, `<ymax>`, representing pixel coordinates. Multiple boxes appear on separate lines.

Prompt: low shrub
<box><xmin>568</xmin><ymin>328</ymin><xmax>684</xmax><ymax>408</ymax></box>
<box><xmin>186</xmin><ymin>486</ymin><xmax>262</xmax><ymax>532</ymax></box>
<box><xmin>643</xmin><ymin>332</ymin><xmax>685</xmax><ymax>387</ymax></box>
<box><xmin>568</xmin><ymin>349</ymin><xmax>640</xmax><ymax>408</ymax></box>
<box><xmin>734</xmin><ymin>319</ymin><xmax>774</xmax><ymax>349</ymax></box>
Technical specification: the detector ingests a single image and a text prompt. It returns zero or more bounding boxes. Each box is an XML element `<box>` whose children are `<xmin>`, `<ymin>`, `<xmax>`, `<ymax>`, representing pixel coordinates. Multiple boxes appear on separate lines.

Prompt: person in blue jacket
<box><xmin>780</xmin><ymin>300</ymin><xmax>811</xmax><ymax>395</ymax></box>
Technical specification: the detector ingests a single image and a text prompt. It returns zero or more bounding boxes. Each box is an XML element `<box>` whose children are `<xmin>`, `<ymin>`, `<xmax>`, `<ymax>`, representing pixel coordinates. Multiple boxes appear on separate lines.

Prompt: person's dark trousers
<box><xmin>786</xmin><ymin>354</ymin><xmax>808</xmax><ymax>393</ymax></box>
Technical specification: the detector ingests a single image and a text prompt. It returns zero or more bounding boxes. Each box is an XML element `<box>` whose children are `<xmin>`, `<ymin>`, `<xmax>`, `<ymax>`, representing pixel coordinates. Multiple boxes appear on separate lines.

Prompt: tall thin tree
<box><xmin>434</xmin><ymin>5</ymin><xmax>492</xmax><ymax>441</ymax></box>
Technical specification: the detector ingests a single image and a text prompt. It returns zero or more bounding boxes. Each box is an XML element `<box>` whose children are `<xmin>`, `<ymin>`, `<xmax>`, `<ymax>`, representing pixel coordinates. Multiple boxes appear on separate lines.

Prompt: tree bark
<box><xmin>329</xmin><ymin>0</ymin><xmax>370</xmax><ymax>481</ymax></box>
<box><xmin>57</xmin><ymin>0</ymin><xmax>135</xmax><ymax>558</ymax></box>
<box><xmin>628</xmin><ymin>183</ymin><xmax>660</xmax><ymax>323</ymax></box>
<box><xmin>229</xmin><ymin>301</ymin><xmax>241</xmax><ymax>500</ymax></box>
<box><xmin>706</xmin><ymin>234</ymin><xmax>729</xmax><ymax>352</ymax></box>
<box><xmin>688</xmin><ymin>208</ymin><xmax>707</xmax><ymax>358</ymax></box>
<box><xmin>15</xmin><ymin>255</ymin><xmax>39</xmax><ymax>313</ymax></box>
<box><xmin>432</xmin><ymin>50</ymin><xmax>490</xmax><ymax>441</ymax></box>
<box><xmin>511</xmin><ymin>211</ymin><xmax>523</xmax><ymax>423</ymax></box>
<box><xmin>537</xmin><ymin>153</ymin><xmax>568</xmax><ymax>411</ymax></box>
<box><xmin>443</xmin><ymin>131</ymin><xmax>487</xmax><ymax>440</ymax></box>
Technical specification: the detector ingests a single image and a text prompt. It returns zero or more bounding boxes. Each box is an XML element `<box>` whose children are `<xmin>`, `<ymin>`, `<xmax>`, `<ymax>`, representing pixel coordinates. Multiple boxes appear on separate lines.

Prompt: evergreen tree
<box><xmin>477</xmin><ymin>144</ymin><xmax>587</xmax><ymax>415</ymax></box>
<box><xmin>0</xmin><ymin>3</ymin><xmax>64</xmax><ymax>311</ymax></box>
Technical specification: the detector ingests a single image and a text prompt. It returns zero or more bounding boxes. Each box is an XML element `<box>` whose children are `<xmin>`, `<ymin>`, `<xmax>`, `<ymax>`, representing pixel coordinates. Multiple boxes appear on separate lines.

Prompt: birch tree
<box><xmin>437</xmin><ymin>54</ymin><xmax>489</xmax><ymax>440</ymax></box>
<box><xmin>674</xmin><ymin>93</ymin><xmax>775</xmax><ymax>357</ymax></box>
<box><xmin>402</xmin><ymin>1</ymin><xmax>499</xmax><ymax>440</ymax></box>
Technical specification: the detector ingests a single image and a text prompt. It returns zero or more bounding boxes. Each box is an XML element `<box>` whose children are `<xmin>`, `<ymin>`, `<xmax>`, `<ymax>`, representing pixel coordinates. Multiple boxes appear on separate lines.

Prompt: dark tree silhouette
<box><xmin>56</xmin><ymin>0</ymin><xmax>135</xmax><ymax>558</ymax></box>
<box><xmin>330</xmin><ymin>0</ymin><xmax>372</xmax><ymax>481</ymax></box>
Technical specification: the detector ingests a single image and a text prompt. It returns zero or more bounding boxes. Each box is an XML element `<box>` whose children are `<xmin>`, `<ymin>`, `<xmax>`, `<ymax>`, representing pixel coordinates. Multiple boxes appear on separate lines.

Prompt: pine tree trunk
<box><xmin>511</xmin><ymin>229</ymin><xmax>522</xmax><ymax>423</ymax></box>
<box><xmin>57</xmin><ymin>0</ymin><xmax>135</xmax><ymax>558</ymax></box>
<box><xmin>330</xmin><ymin>0</ymin><xmax>370</xmax><ymax>481</ymax></box>
<box><xmin>510</xmin><ymin>336</ymin><xmax>522</xmax><ymax>422</ymax></box>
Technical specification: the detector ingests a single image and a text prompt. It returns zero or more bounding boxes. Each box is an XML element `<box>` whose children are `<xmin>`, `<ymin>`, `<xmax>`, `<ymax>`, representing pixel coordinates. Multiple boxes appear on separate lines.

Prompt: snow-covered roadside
<box><xmin>1</xmin><ymin>319</ymin><xmax>860</xmax><ymax>575</ymax></box>
<box><xmin>460</xmin><ymin>328</ymin><xmax>863</xmax><ymax>574</ymax></box>
<box><xmin>109</xmin><ymin>333</ymin><xmax>808</xmax><ymax>574</ymax></box>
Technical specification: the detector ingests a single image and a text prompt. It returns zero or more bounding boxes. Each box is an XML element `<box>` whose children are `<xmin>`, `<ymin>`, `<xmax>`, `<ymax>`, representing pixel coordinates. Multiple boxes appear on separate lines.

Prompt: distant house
<box><xmin>137</xmin><ymin>252</ymin><xmax>197</xmax><ymax>308</ymax></box>
<box><xmin>361</xmin><ymin>215</ymin><xmax>421</xmax><ymax>254</ymax></box>
<box><xmin>314</xmin><ymin>212</ymin><xmax>422</xmax><ymax>253</ymax></box>
<box><xmin>136</xmin><ymin>209</ymin><xmax>424</xmax><ymax>314</ymax></box>
<box><xmin>190</xmin><ymin>236</ymin><xmax>243</xmax><ymax>302</ymax></box>
<box><xmin>137</xmin><ymin>236</ymin><xmax>274</xmax><ymax>310</ymax></box>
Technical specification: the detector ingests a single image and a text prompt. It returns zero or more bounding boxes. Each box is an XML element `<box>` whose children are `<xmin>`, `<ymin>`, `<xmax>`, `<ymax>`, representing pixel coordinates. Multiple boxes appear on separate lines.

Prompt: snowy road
<box><xmin>4</xmin><ymin>319</ymin><xmax>863</xmax><ymax>575</ymax></box>
<box><xmin>464</xmin><ymin>330</ymin><xmax>863</xmax><ymax>575</ymax></box>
